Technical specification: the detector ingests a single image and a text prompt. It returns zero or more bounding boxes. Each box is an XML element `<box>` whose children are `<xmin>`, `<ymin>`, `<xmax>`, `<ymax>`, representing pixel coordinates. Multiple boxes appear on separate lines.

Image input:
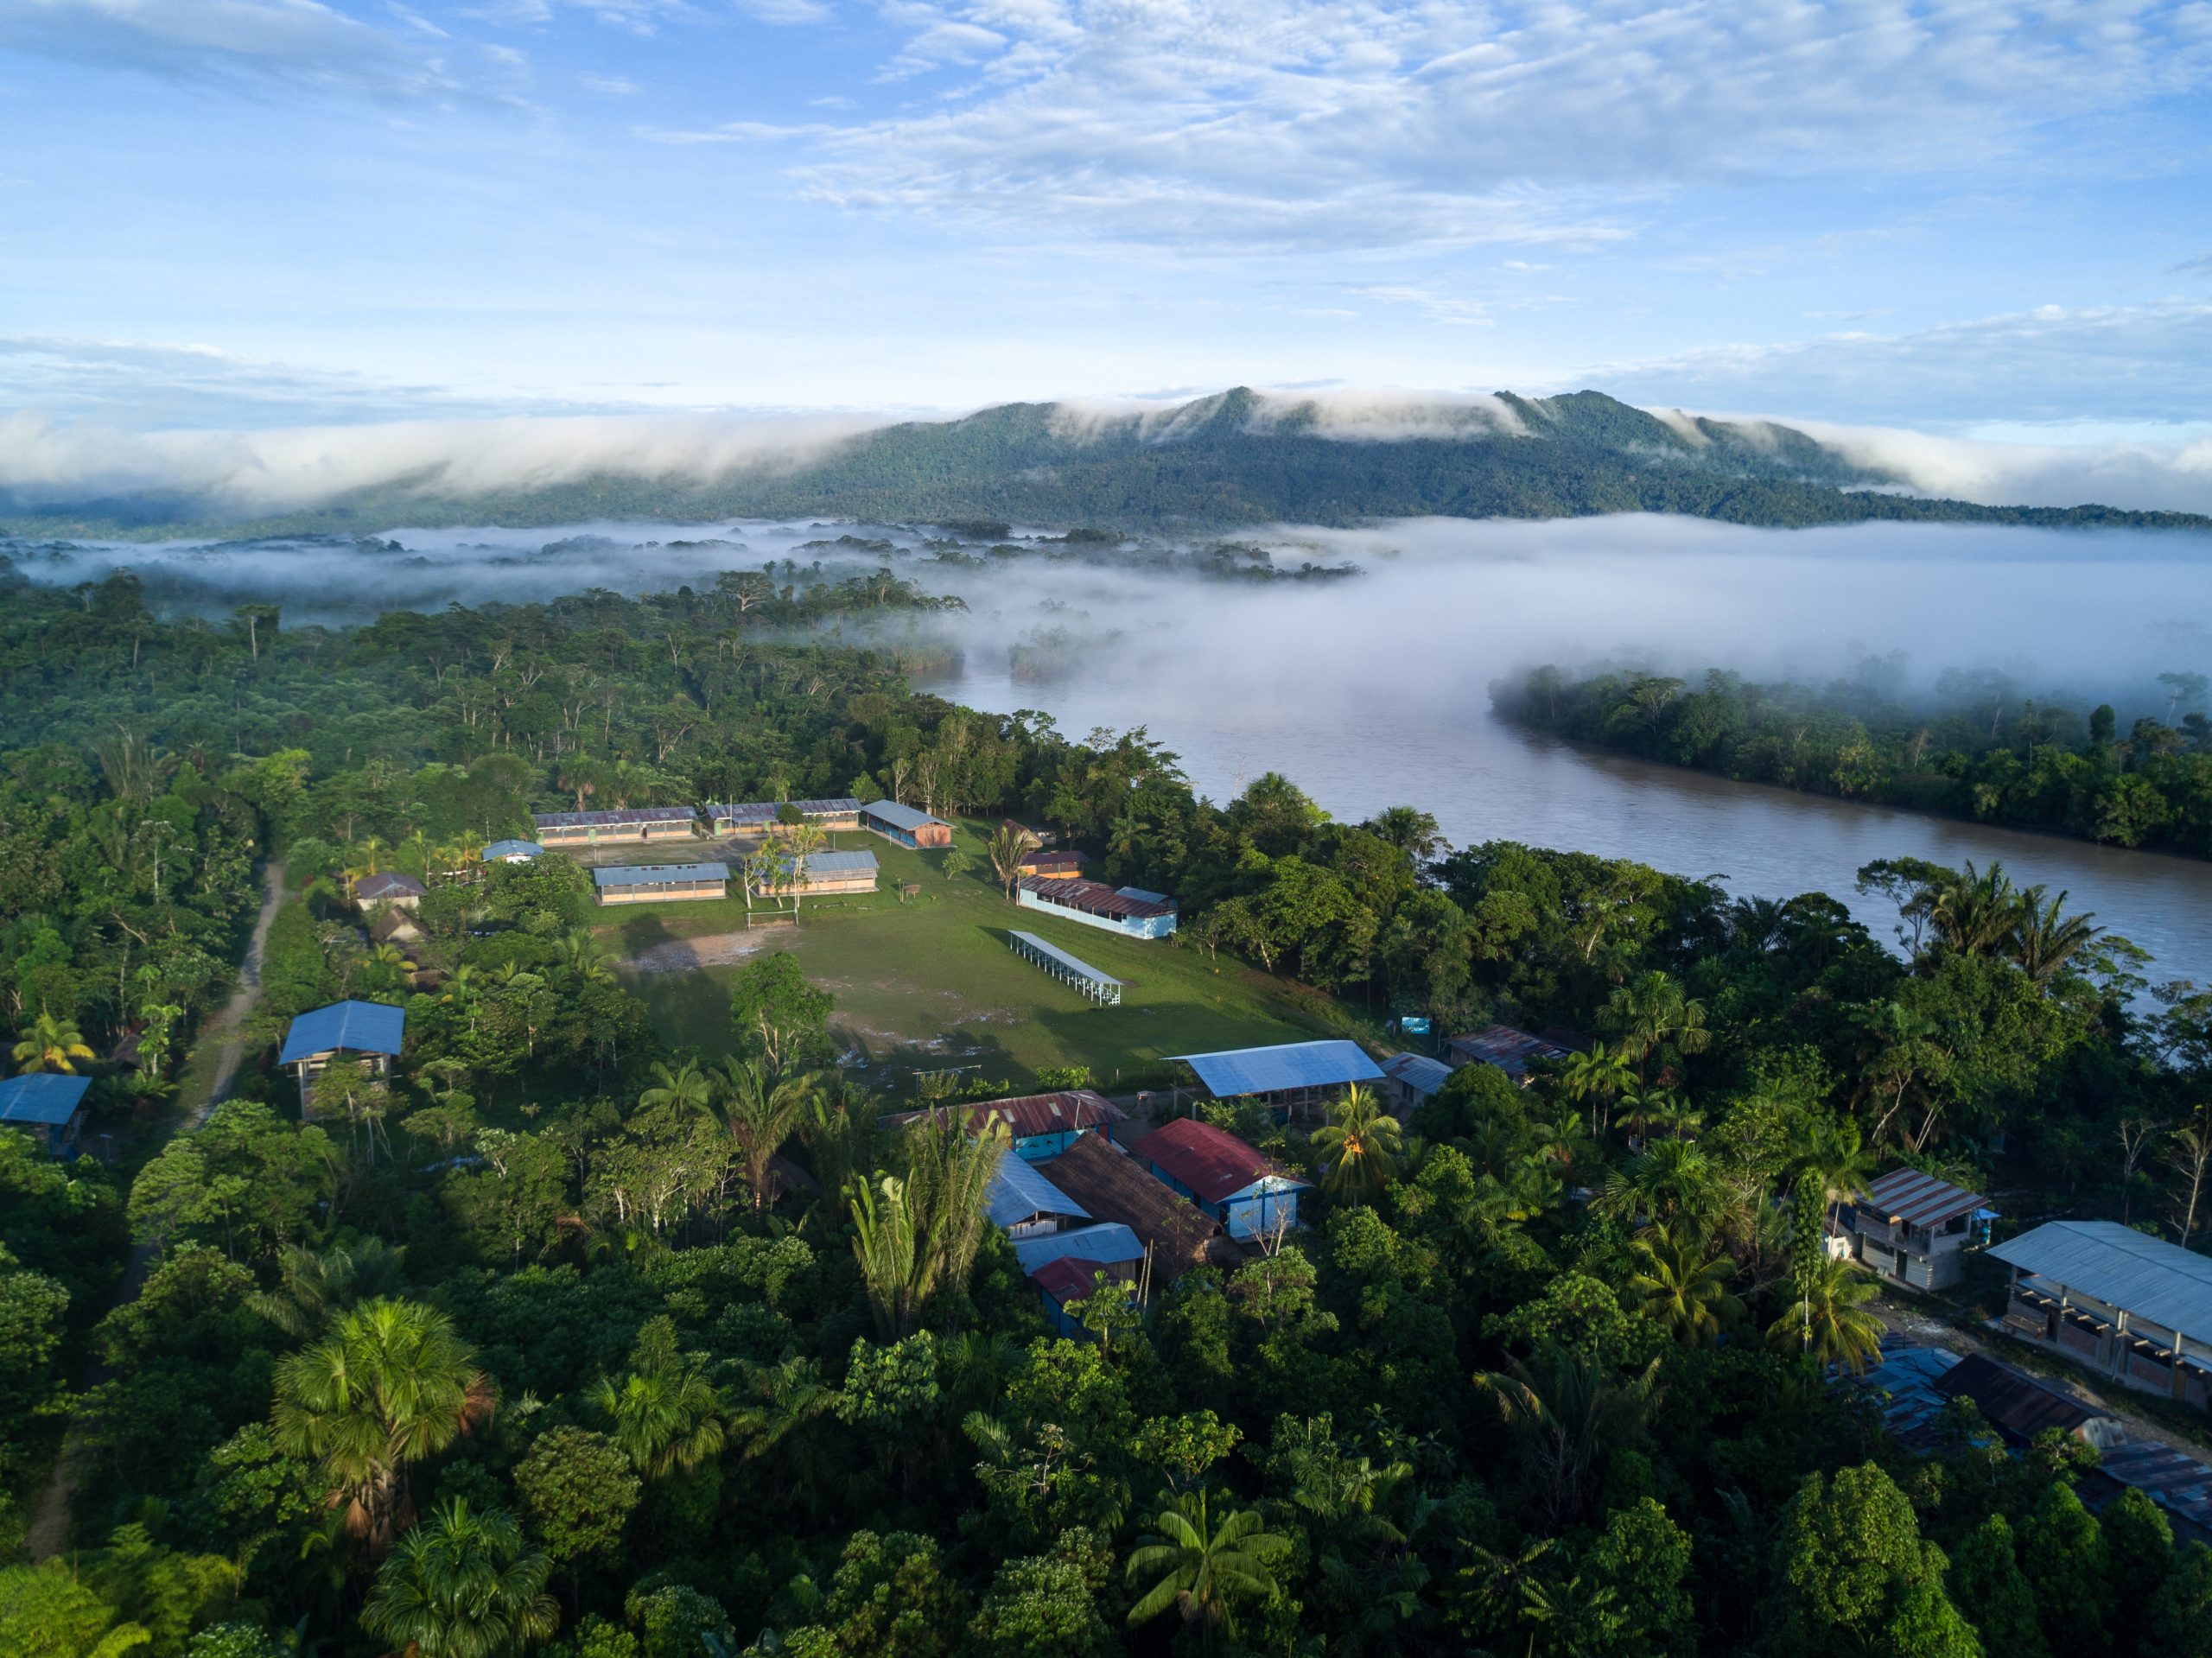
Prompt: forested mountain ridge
<box><xmin>10</xmin><ymin>388</ymin><xmax>2211</xmax><ymax>538</ymax></box>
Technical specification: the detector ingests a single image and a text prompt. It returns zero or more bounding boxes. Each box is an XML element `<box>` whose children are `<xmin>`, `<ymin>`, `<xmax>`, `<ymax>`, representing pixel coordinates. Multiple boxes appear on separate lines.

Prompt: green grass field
<box><xmin>597</xmin><ymin>822</ymin><xmax>1353</xmax><ymax>1092</ymax></box>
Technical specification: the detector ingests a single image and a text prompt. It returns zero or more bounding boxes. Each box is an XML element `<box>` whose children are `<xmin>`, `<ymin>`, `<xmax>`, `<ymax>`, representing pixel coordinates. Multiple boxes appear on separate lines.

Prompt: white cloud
<box><xmin>0</xmin><ymin>0</ymin><xmax>454</xmax><ymax>95</ymax></box>
<box><xmin>695</xmin><ymin>0</ymin><xmax>2212</xmax><ymax>252</ymax></box>
<box><xmin>1592</xmin><ymin>302</ymin><xmax>2212</xmax><ymax>425</ymax></box>
<box><xmin>1347</xmin><ymin>283</ymin><xmax>1492</xmax><ymax>326</ymax></box>
<box><xmin>580</xmin><ymin>68</ymin><xmax>636</xmax><ymax>91</ymax></box>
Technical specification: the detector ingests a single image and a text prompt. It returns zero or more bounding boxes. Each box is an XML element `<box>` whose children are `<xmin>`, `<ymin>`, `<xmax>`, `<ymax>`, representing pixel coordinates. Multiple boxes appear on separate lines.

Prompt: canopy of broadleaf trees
<box><xmin>3</xmin><ymin>558</ymin><xmax>2212</xmax><ymax>1658</ymax></box>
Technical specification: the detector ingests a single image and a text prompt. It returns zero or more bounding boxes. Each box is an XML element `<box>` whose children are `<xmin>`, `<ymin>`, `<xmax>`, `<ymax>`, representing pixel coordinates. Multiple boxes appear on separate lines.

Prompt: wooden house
<box><xmin>353</xmin><ymin>870</ymin><xmax>425</xmax><ymax>912</ymax></box>
<box><xmin>0</xmin><ymin>1073</ymin><xmax>91</xmax><ymax>1155</ymax></box>
<box><xmin>1042</xmin><ymin>1129</ymin><xmax>1233</xmax><ymax>1276</ymax></box>
<box><xmin>280</xmin><ymin>1000</ymin><xmax>405</xmax><ymax>1109</ymax></box>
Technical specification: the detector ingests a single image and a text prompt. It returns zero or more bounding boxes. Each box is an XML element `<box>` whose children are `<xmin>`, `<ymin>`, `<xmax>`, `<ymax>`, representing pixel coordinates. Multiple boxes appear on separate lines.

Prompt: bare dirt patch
<box><xmin>626</xmin><ymin>931</ymin><xmax>774</xmax><ymax>973</ymax></box>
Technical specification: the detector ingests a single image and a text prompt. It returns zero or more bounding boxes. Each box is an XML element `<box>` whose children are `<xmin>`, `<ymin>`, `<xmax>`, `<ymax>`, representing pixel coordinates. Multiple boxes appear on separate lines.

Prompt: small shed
<box><xmin>987</xmin><ymin>1148</ymin><xmax>1090</xmax><ymax>1239</ymax></box>
<box><xmin>1380</xmin><ymin>1051</ymin><xmax>1453</xmax><ymax>1115</ymax></box>
<box><xmin>0</xmin><ymin>1073</ymin><xmax>92</xmax><ymax>1155</ymax></box>
<box><xmin>880</xmin><ymin>1089</ymin><xmax>1125</xmax><ymax>1163</ymax></box>
<box><xmin>1030</xmin><ymin>1255</ymin><xmax>1114</xmax><ymax>1337</ymax></box>
<box><xmin>1446</xmin><ymin>1024</ymin><xmax>1570</xmax><ymax>1080</ymax></box>
<box><xmin>861</xmin><ymin>799</ymin><xmax>954</xmax><ymax>848</ymax></box>
<box><xmin>1018</xmin><ymin>877</ymin><xmax>1177</xmax><ymax>940</ymax></box>
<box><xmin>1007</xmin><ymin>929</ymin><xmax>1122</xmax><ymax>1005</ymax></box>
<box><xmin>532</xmin><ymin>806</ymin><xmax>698</xmax><ymax>848</ymax></box>
<box><xmin>481</xmin><ymin>839</ymin><xmax>543</xmax><ymax>863</ymax></box>
<box><xmin>353</xmin><ymin>871</ymin><xmax>426</xmax><ymax>911</ymax></box>
<box><xmin>1018</xmin><ymin>849</ymin><xmax>1085</xmax><ymax>880</ymax></box>
<box><xmin>369</xmin><ymin>909</ymin><xmax>424</xmax><ymax>946</ymax></box>
<box><xmin>591</xmin><ymin>863</ymin><xmax>730</xmax><ymax>905</ymax></box>
<box><xmin>280</xmin><ymin>1000</ymin><xmax>406</xmax><ymax>1107</ymax></box>
<box><xmin>1136</xmin><ymin>1116</ymin><xmax>1310</xmax><ymax>1242</ymax></box>
<box><xmin>1171</xmin><ymin>1039</ymin><xmax>1384</xmax><ymax>1118</ymax></box>
<box><xmin>1042</xmin><ymin>1129</ymin><xmax>1232</xmax><ymax>1276</ymax></box>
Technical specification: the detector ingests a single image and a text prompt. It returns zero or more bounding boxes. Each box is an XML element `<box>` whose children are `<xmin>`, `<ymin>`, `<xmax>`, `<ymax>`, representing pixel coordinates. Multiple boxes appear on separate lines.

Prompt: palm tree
<box><xmin>248</xmin><ymin>1239</ymin><xmax>404</xmax><ymax>1339</ymax></box>
<box><xmin>270</xmin><ymin>1298</ymin><xmax>496</xmax><ymax>1557</ymax></box>
<box><xmin>985</xmin><ymin>820</ymin><xmax>1040</xmax><ymax>901</ymax></box>
<box><xmin>1558</xmin><ymin>1041</ymin><xmax>1632</xmax><ymax>1139</ymax></box>
<box><xmin>1928</xmin><ymin>860</ymin><xmax>2020</xmax><ymax>957</ymax></box>
<box><xmin>1791</xmin><ymin>1116</ymin><xmax>1878</xmax><ymax>1235</ymax></box>
<box><xmin>849</xmin><ymin>1120</ymin><xmax>1006</xmax><ymax>1340</ymax></box>
<box><xmin>1474</xmin><ymin>1343</ymin><xmax>1659</xmax><ymax>1532</ymax></box>
<box><xmin>1125</xmin><ymin>1488</ymin><xmax>1287</xmax><ymax>1652</ymax></box>
<box><xmin>2011</xmin><ymin>885</ymin><xmax>2103</xmax><ymax>986</ymax></box>
<box><xmin>638</xmin><ymin>1058</ymin><xmax>714</xmax><ymax>1115</ymax></box>
<box><xmin>13</xmin><ymin>1010</ymin><xmax>94</xmax><ymax>1074</ymax></box>
<box><xmin>1764</xmin><ymin>1254</ymin><xmax>1885</xmax><ymax>1374</ymax></box>
<box><xmin>718</xmin><ymin>1058</ymin><xmax>817</xmax><ymax>1210</ymax></box>
<box><xmin>1600</xmin><ymin>970</ymin><xmax>1709</xmax><ymax>1084</ymax></box>
<box><xmin>362</xmin><ymin>1497</ymin><xmax>558</xmax><ymax>1658</ymax></box>
<box><xmin>554</xmin><ymin>929</ymin><xmax>613</xmax><ymax>985</ymax></box>
<box><xmin>587</xmin><ymin>1318</ymin><xmax>725</xmax><ymax>1480</ymax></box>
<box><xmin>1309</xmin><ymin>1083</ymin><xmax>1403</xmax><ymax>1207</ymax></box>
<box><xmin>1592</xmin><ymin>1138</ymin><xmax>1716</xmax><ymax>1236</ymax></box>
<box><xmin>1361</xmin><ymin>804</ymin><xmax>1446</xmax><ymax>864</ymax></box>
<box><xmin>1628</xmin><ymin>1229</ymin><xmax>1744</xmax><ymax>1345</ymax></box>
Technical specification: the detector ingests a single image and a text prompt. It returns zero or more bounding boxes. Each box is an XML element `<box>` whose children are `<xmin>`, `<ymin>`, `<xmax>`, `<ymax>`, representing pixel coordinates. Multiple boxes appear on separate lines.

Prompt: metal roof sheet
<box><xmin>1030</xmin><ymin>1255</ymin><xmax>1111</xmax><ymax>1305</ymax></box>
<box><xmin>1041</xmin><ymin>1132</ymin><xmax>1228</xmax><ymax>1268</ymax></box>
<box><xmin>1170</xmin><ymin>1039</ymin><xmax>1385</xmax><ymax>1099</ymax></box>
<box><xmin>532</xmin><ymin>807</ymin><xmax>697</xmax><ymax>829</ymax></box>
<box><xmin>882</xmin><ymin>1089</ymin><xmax>1125</xmax><ymax>1142</ymax></box>
<box><xmin>279</xmin><ymin>1000</ymin><xmax>406</xmax><ymax>1064</ymax></box>
<box><xmin>1866</xmin><ymin>1167</ymin><xmax>1989</xmax><ymax>1229</ymax></box>
<box><xmin>707</xmin><ymin>797</ymin><xmax>863</xmax><ymax>824</ymax></box>
<box><xmin>1447</xmin><ymin>1024</ymin><xmax>1569</xmax><ymax>1077</ymax></box>
<box><xmin>1011</xmin><ymin>1222</ymin><xmax>1145</xmax><ymax>1274</ymax></box>
<box><xmin>1991</xmin><ymin>1221</ymin><xmax>2212</xmax><ymax>1337</ymax></box>
<box><xmin>2096</xmin><ymin>1441</ymin><xmax>2212</xmax><ymax>1534</ymax></box>
<box><xmin>0</xmin><ymin>1072</ymin><xmax>92</xmax><ymax>1126</ymax></box>
<box><xmin>1008</xmin><ymin>929</ymin><xmax>1121</xmax><ymax>989</ymax></box>
<box><xmin>1116</xmin><ymin>886</ymin><xmax>1172</xmax><ymax>906</ymax></box>
<box><xmin>862</xmin><ymin>799</ymin><xmax>949</xmax><ymax>833</ymax></box>
<box><xmin>355</xmin><ymin>871</ymin><xmax>426</xmax><ymax>899</ymax></box>
<box><xmin>1933</xmin><ymin>1351</ymin><xmax>2111</xmax><ymax>1442</ymax></box>
<box><xmin>1381</xmin><ymin>1051</ymin><xmax>1454</xmax><ymax>1096</ymax></box>
<box><xmin>1020</xmin><ymin>877</ymin><xmax>1175</xmax><ymax>920</ymax></box>
<box><xmin>987</xmin><ymin>1149</ymin><xmax>1090</xmax><ymax>1229</ymax></box>
<box><xmin>1136</xmin><ymin>1116</ymin><xmax>1308</xmax><ymax>1206</ymax></box>
<box><xmin>481</xmin><ymin>840</ymin><xmax>543</xmax><ymax>861</ymax></box>
<box><xmin>591</xmin><ymin>863</ymin><xmax>730</xmax><ymax>887</ymax></box>
<box><xmin>772</xmin><ymin>849</ymin><xmax>879</xmax><ymax>878</ymax></box>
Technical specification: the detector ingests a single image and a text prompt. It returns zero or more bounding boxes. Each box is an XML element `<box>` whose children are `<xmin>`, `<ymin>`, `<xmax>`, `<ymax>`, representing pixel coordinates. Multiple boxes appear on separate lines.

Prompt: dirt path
<box><xmin>25</xmin><ymin>861</ymin><xmax>288</xmax><ymax>1559</ymax></box>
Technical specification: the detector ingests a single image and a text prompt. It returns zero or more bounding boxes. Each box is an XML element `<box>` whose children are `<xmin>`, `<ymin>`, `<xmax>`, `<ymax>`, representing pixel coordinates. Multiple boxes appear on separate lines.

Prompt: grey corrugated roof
<box><xmin>591</xmin><ymin>863</ymin><xmax>730</xmax><ymax>887</ymax></box>
<box><xmin>987</xmin><ymin>1150</ymin><xmax>1090</xmax><ymax>1229</ymax></box>
<box><xmin>862</xmin><ymin>799</ymin><xmax>948</xmax><ymax>833</ymax></box>
<box><xmin>1382</xmin><ymin>1051</ymin><xmax>1453</xmax><ymax>1096</ymax></box>
<box><xmin>0</xmin><ymin>1072</ymin><xmax>92</xmax><ymax>1126</ymax></box>
<box><xmin>780</xmin><ymin>850</ymin><xmax>879</xmax><ymax>877</ymax></box>
<box><xmin>482</xmin><ymin>840</ymin><xmax>543</xmax><ymax>861</ymax></box>
<box><xmin>1990</xmin><ymin>1221</ymin><xmax>2212</xmax><ymax>1338</ymax></box>
<box><xmin>1011</xmin><ymin>1222</ymin><xmax>1145</xmax><ymax>1274</ymax></box>
<box><xmin>1865</xmin><ymin>1166</ymin><xmax>1989</xmax><ymax>1229</ymax></box>
<box><xmin>1169</xmin><ymin>1039</ymin><xmax>1384</xmax><ymax>1098</ymax></box>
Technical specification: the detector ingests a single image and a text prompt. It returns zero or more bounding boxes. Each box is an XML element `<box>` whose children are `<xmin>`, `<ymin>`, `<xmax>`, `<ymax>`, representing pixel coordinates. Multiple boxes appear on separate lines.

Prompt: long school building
<box><xmin>1016</xmin><ymin>877</ymin><xmax>1177</xmax><ymax>939</ymax></box>
<box><xmin>533</xmin><ymin>807</ymin><xmax>698</xmax><ymax>848</ymax></box>
<box><xmin>705</xmin><ymin>797</ymin><xmax>863</xmax><ymax>836</ymax></box>
<box><xmin>592</xmin><ymin>862</ymin><xmax>730</xmax><ymax>905</ymax></box>
<box><xmin>861</xmin><ymin>799</ymin><xmax>954</xmax><ymax>848</ymax></box>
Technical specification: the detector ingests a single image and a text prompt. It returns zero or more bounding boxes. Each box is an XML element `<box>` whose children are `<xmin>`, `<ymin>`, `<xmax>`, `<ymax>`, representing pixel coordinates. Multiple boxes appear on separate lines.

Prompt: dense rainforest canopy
<box><xmin>3</xmin><ymin>558</ymin><xmax>2212</xmax><ymax>1658</ymax></box>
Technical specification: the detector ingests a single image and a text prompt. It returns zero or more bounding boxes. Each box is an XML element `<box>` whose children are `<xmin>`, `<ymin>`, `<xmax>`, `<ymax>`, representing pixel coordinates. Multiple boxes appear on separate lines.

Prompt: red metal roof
<box><xmin>1866</xmin><ymin>1167</ymin><xmax>1987</xmax><ymax>1229</ymax></box>
<box><xmin>883</xmin><ymin>1089</ymin><xmax>1125</xmax><ymax>1141</ymax></box>
<box><xmin>1135</xmin><ymin>1116</ymin><xmax>1301</xmax><ymax>1206</ymax></box>
<box><xmin>1031</xmin><ymin>1256</ymin><xmax>1108</xmax><ymax>1305</ymax></box>
<box><xmin>1020</xmin><ymin>877</ymin><xmax>1174</xmax><ymax>920</ymax></box>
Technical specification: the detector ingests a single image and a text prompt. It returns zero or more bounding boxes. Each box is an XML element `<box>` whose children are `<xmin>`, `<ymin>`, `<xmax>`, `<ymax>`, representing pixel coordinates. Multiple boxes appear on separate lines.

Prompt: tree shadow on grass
<box><xmin>835</xmin><ymin>1024</ymin><xmax>1020</xmax><ymax>1099</ymax></box>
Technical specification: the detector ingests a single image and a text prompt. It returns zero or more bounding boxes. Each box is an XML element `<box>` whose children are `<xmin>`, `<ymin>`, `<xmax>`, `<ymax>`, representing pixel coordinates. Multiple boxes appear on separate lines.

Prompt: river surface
<box><xmin>16</xmin><ymin>510</ymin><xmax>2212</xmax><ymax>978</ymax></box>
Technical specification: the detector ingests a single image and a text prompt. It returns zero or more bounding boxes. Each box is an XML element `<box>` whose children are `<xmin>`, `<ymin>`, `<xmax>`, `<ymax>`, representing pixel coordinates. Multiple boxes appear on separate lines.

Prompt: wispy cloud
<box><xmin>655</xmin><ymin>0</ymin><xmax>2212</xmax><ymax>253</ymax></box>
<box><xmin>1347</xmin><ymin>284</ymin><xmax>1492</xmax><ymax>327</ymax></box>
<box><xmin>1591</xmin><ymin>302</ymin><xmax>2212</xmax><ymax>426</ymax></box>
<box><xmin>0</xmin><ymin>0</ymin><xmax>455</xmax><ymax>96</ymax></box>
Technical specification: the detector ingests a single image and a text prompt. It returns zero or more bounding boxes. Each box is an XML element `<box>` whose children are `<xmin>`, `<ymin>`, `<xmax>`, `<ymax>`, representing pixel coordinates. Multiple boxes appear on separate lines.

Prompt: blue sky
<box><xmin>1</xmin><ymin>0</ymin><xmax>2209</xmax><ymax>438</ymax></box>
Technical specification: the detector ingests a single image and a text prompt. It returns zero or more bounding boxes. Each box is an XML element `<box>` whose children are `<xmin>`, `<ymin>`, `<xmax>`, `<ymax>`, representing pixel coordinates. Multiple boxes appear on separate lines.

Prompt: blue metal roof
<box><xmin>482</xmin><ymin>840</ymin><xmax>543</xmax><ymax>861</ymax></box>
<box><xmin>0</xmin><ymin>1072</ymin><xmax>91</xmax><ymax>1126</ymax></box>
<box><xmin>1011</xmin><ymin>1222</ymin><xmax>1145</xmax><ymax>1274</ymax></box>
<box><xmin>278</xmin><ymin>1000</ymin><xmax>406</xmax><ymax>1065</ymax></box>
<box><xmin>776</xmin><ymin>850</ymin><xmax>879</xmax><ymax>878</ymax></box>
<box><xmin>1382</xmin><ymin>1051</ymin><xmax>1454</xmax><ymax>1097</ymax></box>
<box><xmin>591</xmin><ymin>863</ymin><xmax>730</xmax><ymax>887</ymax></box>
<box><xmin>1170</xmin><ymin>1039</ymin><xmax>1384</xmax><ymax>1098</ymax></box>
<box><xmin>988</xmin><ymin>1150</ymin><xmax>1090</xmax><ymax>1229</ymax></box>
<box><xmin>862</xmin><ymin>799</ymin><xmax>949</xmax><ymax>833</ymax></box>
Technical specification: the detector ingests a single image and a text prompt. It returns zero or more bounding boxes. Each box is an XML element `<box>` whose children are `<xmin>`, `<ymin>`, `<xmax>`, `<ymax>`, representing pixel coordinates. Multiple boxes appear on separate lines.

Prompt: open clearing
<box><xmin>599</xmin><ymin>822</ymin><xmax>1344</xmax><ymax>1091</ymax></box>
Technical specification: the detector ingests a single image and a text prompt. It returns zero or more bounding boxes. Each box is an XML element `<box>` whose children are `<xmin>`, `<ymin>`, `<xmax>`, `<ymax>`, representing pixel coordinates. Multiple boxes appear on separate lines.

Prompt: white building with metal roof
<box><xmin>1991</xmin><ymin>1220</ymin><xmax>2212</xmax><ymax>1408</ymax></box>
<box><xmin>1841</xmin><ymin>1167</ymin><xmax>1995</xmax><ymax>1291</ymax></box>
